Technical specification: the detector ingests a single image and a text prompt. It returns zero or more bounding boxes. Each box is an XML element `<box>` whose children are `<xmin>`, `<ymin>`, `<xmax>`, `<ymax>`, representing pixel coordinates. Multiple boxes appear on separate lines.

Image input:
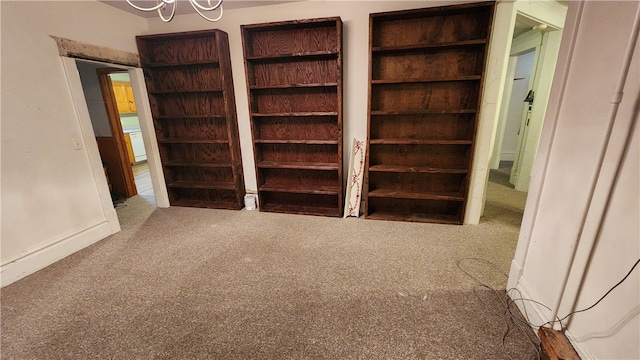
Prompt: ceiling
<box><xmin>99</xmin><ymin>0</ymin><xmax>307</xmax><ymax>18</ymax></box>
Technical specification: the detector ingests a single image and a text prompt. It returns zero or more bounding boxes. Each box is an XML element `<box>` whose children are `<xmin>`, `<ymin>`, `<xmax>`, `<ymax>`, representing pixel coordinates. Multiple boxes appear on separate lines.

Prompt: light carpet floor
<box><xmin>1</xmin><ymin>178</ymin><xmax>535</xmax><ymax>359</ymax></box>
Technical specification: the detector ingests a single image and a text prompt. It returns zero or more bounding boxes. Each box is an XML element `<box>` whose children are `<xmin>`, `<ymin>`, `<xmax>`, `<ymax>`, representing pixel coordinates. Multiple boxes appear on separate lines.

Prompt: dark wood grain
<box><xmin>144</xmin><ymin>64</ymin><xmax>222</xmax><ymax>92</ymax></box>
<box><xmin>260</xmin><ymin>168</ymin><xmax>339</xmax><ymax>188</ymax></box>
<box><xmin>364</xmin><ymin>2</ymin><xmax>494</xmax><ymax>224</ymax></box>
<box><xmin>370</xmin><ymin>82</ymin><xmax>480</xmax><ymax>111</ymax></box>
<box><xmin>368</xmin><ymin>172</ymin><xmax>467</xmax><ymax>194</ymax></box>
<box><xmin>156</xmin><ymin>117</ymin><xmax>230</xmax><ymax>141</ymax></box>
<box><xmin>253</xmin><ymin>115</ymin><xmax>339</xmax><ymax>141</ymax></box>
<box><xmin>249</xmin><ymin>58</ymin><xmax>338</xmax><ymax>86</ymax></box>
<box><xmin>252</xmin><ymin>87</ymin><xmax>338</xmax><ymax>113</ymax></box>
<box><xmin>372</xmin><ymin>47</ymin><xmax>485</xmax><ymax>80</ymax></box>
<box><xmin>371</xmin><ymin>7</ymin><xmax>492</xmax><ymax>48</ymax></box>
<box><xmin>245</xmin><ymin>25</ymin><xmax>338</xmax><ymax>57</ymax></box>
<box><xmin>369</xmin><ymin>113</ymin><xmax>475</xmax><ymax>141</ymax></box>
<box><xmin>161</xmin><ymin>143</ymin><xmax>231</xmax><ymax>163</ymax></box>
<box><xmin>242</xmin><ymin>18</ymin><xmax>344</xmax><ymax>216</ymax></box>
<box><xmin>367</xmin><ymin>197</ymin><xmax>463</xmax><ymax>224</ymax></box>
<box><xmin>138</xmin><ymin>30</ymin><xmax>245</xmax><ymax>209</ymax></box>
<box><xmin>369</xmin><ymin>144</ymin><xmax>471</xmax><ymax>169</ymax></box>
<box><xmin>256</xmin><ymin>143</ymin><xmax>338</xmax><ymax>164</ymax></box>
<box><xmin>154</xmin><ymin>92</ymin><xmax>225</xmax><ymax>118</ymax></box>
<box><xmin>138</xmin><ymin>34</ymin><xmax>219</xmax><ymax>65</ymax></box>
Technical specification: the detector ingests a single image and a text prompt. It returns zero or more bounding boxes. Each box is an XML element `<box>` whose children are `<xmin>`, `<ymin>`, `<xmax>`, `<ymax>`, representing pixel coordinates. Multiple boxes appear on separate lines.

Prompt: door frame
<box><xmin>60</xmin><ymin>55</ymin><xmax>170</xmax><ymax>226</ymax></box>
<box><xmin>509</xmin><ymin>28</ymin><xmax>563</xmax><ymax>191</ymax></box>
<box><xmin>96</xmin><ymin>68</ymin><xmax>138</xmax><ymax>197</ymax></box>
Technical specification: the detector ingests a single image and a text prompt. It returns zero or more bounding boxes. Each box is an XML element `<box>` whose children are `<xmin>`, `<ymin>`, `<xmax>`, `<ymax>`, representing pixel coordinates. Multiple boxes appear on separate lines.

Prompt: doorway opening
<box><xmin>75</xmin><ymin>59</ymin><xmax>156</xmax><ymax>223</ymax></box>
<box><xmin>484</xmin><ymin>12</ymin><xmax>565</xmax><ymax>226</ymax></box>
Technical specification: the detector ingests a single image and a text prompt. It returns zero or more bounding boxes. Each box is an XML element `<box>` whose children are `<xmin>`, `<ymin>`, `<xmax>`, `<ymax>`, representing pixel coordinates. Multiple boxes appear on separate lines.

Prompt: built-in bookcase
<box><xmin>137</xmin><ymin>30</ymin><xmax>245</xmax><ymax>209</ymax></box>
<box><xmin>241</xmin><ymin>17</ymin><xmax>344</xmax><ymax>217</ymax></box>
<box><xmin>364</xmin><ymin>2</ymin><xmax>495</xmax><ymax>224</ymax></box>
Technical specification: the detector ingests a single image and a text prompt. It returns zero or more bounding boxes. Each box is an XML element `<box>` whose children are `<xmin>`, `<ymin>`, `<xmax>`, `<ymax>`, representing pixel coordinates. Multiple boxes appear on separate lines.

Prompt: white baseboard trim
<box><xmin>511</xmin><ymin>276</ymin><xmax>594</xmax><ymax>360</ymax></box>
<box><xmin>1</xmin><ymin>221</ymin><xmax>115</xmax><ymax>287</ymax></box>
<box><xmin>510</xmin><ymin>276</ymin><xmax>551</xmax><ymax>329</ymax></box>
<box><xmin>500</xmin><ymin>152</ymin><xmax>516</xmax><ymax>162</ymax></box>
<box><xmin>507</xmin><ymin>259</ymin><xmax>523</xmax><ymax>290</ymax></box>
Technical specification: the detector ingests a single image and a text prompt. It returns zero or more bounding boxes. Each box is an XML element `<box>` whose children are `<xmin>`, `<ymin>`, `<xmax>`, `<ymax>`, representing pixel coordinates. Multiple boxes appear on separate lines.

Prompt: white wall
<box><xmin>508</xmin><ymin>2</ymin><xmax>639</xmax><ymax>359</ymax></box>
<box><xmin>0</xmin><ymin>1</ymin><xmax>148</xmax><ymax>286</ymax></box>
<box><xmin>143</xmin><ymin>0</ymin><xmax>483</xmax><ymax>193</ymax></box>
<box><xmin>77</xmin><ymin>61</ymin><xmax>112</xmax><ymax>137</ymax></box>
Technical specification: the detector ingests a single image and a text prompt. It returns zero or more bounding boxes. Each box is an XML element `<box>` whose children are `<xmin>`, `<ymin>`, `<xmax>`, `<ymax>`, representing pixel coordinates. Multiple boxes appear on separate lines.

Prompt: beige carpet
<box><xmin>1</xmin><ymin>179</ymin><xmax>535</xmax><ymax>359</ymax></box>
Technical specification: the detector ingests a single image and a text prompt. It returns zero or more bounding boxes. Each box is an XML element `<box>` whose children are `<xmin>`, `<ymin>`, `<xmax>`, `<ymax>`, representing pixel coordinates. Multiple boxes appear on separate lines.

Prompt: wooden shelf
<box><xmin>255</xmin><ymin>139</ymin><xmax>338</xmax><ymax>145</ymax></box>
<box><xmin>155</xmin><ymin>115</ymin><xmax>226</xmax><ymax>120</ymax></box>
<box><xmin>370</xmin><ymin>110</ymin><xmax>477</xmax><ymax>115</ymax></box>
<box><xmin>371</xmin><ymin>76</ymin><xmax>481</xmax><ymax>84</ymax></box>
<box><xmin>260</xmin><ymin>184</ymin><xmax>340</xmax><ymax>195</ymax></box>
<box><xmin>260</xmin><ymin>203</ymin><xmax>341</xmax><ymax>217</ymax></box>
<box><xmin>149</xmin><ymin>89</ymin><xmax>224</xmax><ymax>95</ymax></box>
<box><xmin>137</xmin><ymin>29</ymin><xmax>245</xmax><ymax>210</ymax></box>
<box><xmin>157</xmin><ymin>138</ymin><xmax>230</xmax><ymax>144</ymax></box>
<box><xmin>143</xmin><ymin>60</ymin><xmax>220</xmax><ymax>68</ymax></box>
<box><xmin>249</xmin><ymin>83</ymin><xmax>338</xmax><ymax>90</ymax></box>
<box><xmin>257</xmin><ymin>161</ymin><xmax>339</xmax><ymax>171</ymax></box>
<box><xmin>369</xmin><ymin>164</ymin><xmax>468</xmax><ymax>174</ymax></box>
<box><xmin>368</xmin><ymin>189</ymin><xmax>464</xmax><ymax>201</ymax></box>
<box><xmin>366</xmin><ymin>211</ymin><xmax>461</xmax><ymax>225</ymax></box>
<box><xmin>369</xmin><ymin>139</ymin><xmax>472</xmax><ymax>145</ymax></box>
<box><xmin>171</xmin><ymin>198</ymin><xmax>240</xmax><ymax>210</ymax></box>
<box><xmin>242</xmin><ymin>17</ymin><xmax>344</xmax><ymax>217</ymax></box>
<box><xmin>371</xmin><ymin>39</ymin><xmax>487</xmax><ymax>53</ymax></box>
<box><xmin>163</xmin><ymin>161</ymin><xmax>231</xmax><ymax>168</ymax></box>
<box><xmin>251</xmin><ymin>112</ymin><xmax>338</xmax><ymax>117</ymax></box>
<box><xmin>167</xmin><ymin>180</ymin><xmax>236</xmax><ymax>190</ymax></box>
<box><xmin>245</xmin><ymin>50</ymin><xmax>338</xmax><ymax>62</ymax></box>
<box><xmin>364</xmin><ymin>2</ymin><xmax>494</xmax><ymax>224</ymax></box>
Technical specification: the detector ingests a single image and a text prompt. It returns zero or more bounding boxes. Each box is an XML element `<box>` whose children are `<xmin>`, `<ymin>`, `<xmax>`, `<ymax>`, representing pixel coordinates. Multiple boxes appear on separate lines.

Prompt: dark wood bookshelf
<box><xmin>364</xmin><ymin>2</ymin><xmax>495</xmax><ymax>224</ymax></box>
<box><xmin>242</xmin><ymin>17</ymin><xmax>343</xmax><ymax>217</ymax></box>
<box><xmin>137</xmin><ymin>29</ymin><xmax>245</xmax><ymax>210</ymax></box>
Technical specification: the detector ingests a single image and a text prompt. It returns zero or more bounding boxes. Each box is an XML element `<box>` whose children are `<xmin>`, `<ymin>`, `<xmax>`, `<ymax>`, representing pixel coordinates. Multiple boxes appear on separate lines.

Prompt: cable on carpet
<box><xmin>456</xmin><ymin>258</ymin><xmax>542</xmax><ymax>360</ymax></box>
<box><xmin>457</xmin><ymin>257</ymin><xmax>640</xmax><ymax>359</ymax></box>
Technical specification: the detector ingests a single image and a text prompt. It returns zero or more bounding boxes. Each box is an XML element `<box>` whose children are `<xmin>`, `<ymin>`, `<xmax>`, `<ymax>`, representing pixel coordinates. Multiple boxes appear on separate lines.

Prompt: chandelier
<box><xmin>125</xmin><ymin>0</ymin><xmax>223</xmax><ymax>22</ymax></box>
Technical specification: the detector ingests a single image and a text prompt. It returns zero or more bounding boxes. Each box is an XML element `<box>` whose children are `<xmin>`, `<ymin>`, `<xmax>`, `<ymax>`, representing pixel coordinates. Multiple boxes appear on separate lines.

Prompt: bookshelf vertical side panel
<box><xmin>217</xmin><ymin>31</ymin><xmax>246</xmax><ymax>207</ymax></box>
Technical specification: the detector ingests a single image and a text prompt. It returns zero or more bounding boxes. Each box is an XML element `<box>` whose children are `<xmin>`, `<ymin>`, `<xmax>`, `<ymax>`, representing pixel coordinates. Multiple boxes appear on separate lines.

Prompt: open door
<box><xmin>95</xmin><ymin>68</ymin><xmax>137</xmax><ymax>198</ymax></box>
<box><xmin>508</xmin><ymin>27</ymin><xmax>563</xmax><ymax>191</ymax></box>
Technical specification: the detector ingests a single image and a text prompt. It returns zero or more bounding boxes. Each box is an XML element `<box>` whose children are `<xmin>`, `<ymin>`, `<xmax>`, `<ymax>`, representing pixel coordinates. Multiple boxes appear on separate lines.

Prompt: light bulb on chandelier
<box><xmin>125</xmin><ymin>0</ymin><xmax>223</xmax><ymax>22</ymax></box>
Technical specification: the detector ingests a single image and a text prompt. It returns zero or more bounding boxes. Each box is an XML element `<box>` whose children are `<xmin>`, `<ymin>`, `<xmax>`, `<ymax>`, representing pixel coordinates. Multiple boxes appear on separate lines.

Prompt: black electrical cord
<box><xmin>553</xmin><ymin>258</ymin><xmax>640</xmax><ymax>326</ymax></box>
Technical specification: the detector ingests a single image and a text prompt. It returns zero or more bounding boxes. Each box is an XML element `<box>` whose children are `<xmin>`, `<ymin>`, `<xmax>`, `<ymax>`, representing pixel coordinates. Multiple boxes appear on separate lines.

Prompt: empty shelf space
<box><xmin>369</xmin><ymin>139</ymin><xmax>472</xmax><ymax>145</ymax></box>
<box><xmin>249</xmin><ymin>82</ymin><xmax>338</xmax><ymax>90</ymax></box>
<box><xmin>167</xmin><ymin>180</ymin><xmax>236</xmax><ymax>190</ymax></box>
<box><xmin>149</xmin><ymin>88</ymin><xmax>224</xmax><ymax>95</ymax></box>
<box><xmin>369</xmin><ymin>165</ymin><xmax>468</xmax><ymax>174</ymax></box>
<box><xmin>245</xmin><ymin>50</ymin><xmax>338</xmax><ymax>61</ymax></box>
<box><xmin>171</xmin><ymin>199</ymin><xmax>239</xmax><ymax>210</ymax></box>
<box><xmin>143</xmin><ymin>60</ymin><xmax>220</xmax><ymax>68</ymax></box>
<box><xmin>371</xmin><ymin>39</ymin><xmax>487</xmax><ymax>53</ymax></box>
<box><xmin>260</xmin><ymin>203</ymin><xmax>341</xmax><ymax>217</ymax></box>
<box><xmin>158</xmin><ymin>138</ymin><xmax>230</xmax><ymax>144</ymax></box>
<box><xmin>257</xmin><ymin>161</ymin><xmax>339</xmax><ymax>171</ymax></box>
<box><xmin>368</xmin><ymin>189</ymin><xmax>464</xmax><ymax>201</ymax></box>
<box><xmin>163</xmin><ymin>161</ymin><xmax>232</xmax><ymax>168</ymax></box>
<box><xmin>260</xmin><ymin>184</ymin><xmax>340</xmax><ymax>195</ymax></box>
<box><xmin>155</xmin><ymin>115</ymin><xmax>226</xmax><ymax>120</ymax></box>
<box><xmin>370</xmin><ymin>109</ymin><xmax>477</xmax><ymax>115</ymax></box>
<box><xmin>366</xmin><ymin>211</ymin><xmax>461</xmax><ymax>225</ymax></box>
<box><xmin>254</xmin><ymin>139</ymin><xmax>338</xmax><ymax>145</ymax></box>
<box><xmin>251</xmin><ymin>112</ymin><xmax>338</xmax><ymax>117</ymax></box>
<box><xmin>371</xmin><ymin>76</ymin><xmax>481</xmax><ymax>84</ymax></box>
